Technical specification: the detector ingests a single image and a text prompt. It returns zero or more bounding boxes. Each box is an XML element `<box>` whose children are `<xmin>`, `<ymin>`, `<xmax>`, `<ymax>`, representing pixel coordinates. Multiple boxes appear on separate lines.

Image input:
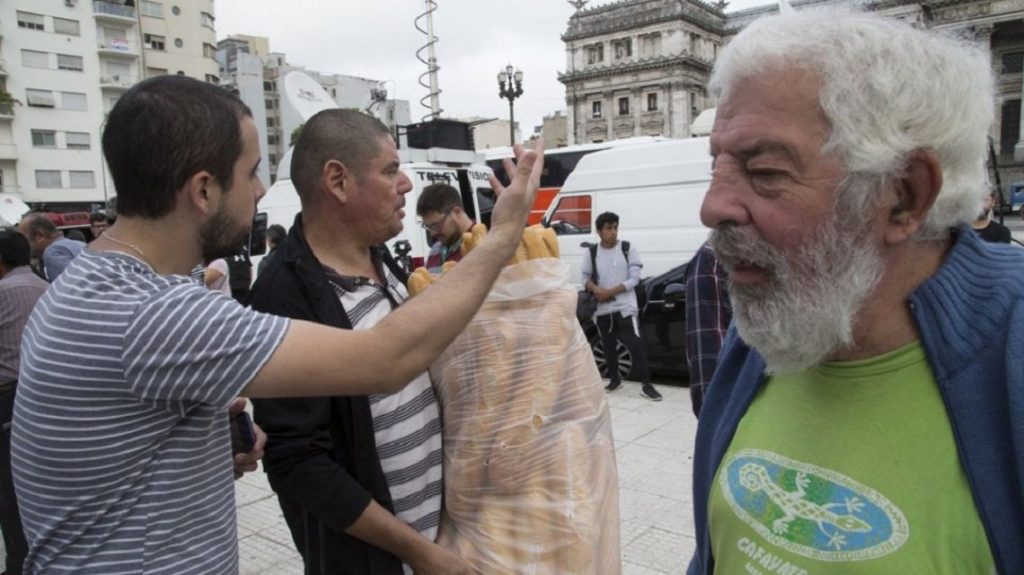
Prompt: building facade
<box><xmin>460</xmin><ymin>117</ymin><xmax>520</xmax><ymax>150</ymax></box>
<box><xmin>560</xmin><ymin>0</ymin><xmax>726</xmax><ymax>145</ymax></box>
<box><xmin>217</xmin><ymin>35</ymin><xmax>411</xmax><ymax>184</ymax></box>
<box><xmin>562</xmin><ymin>0</ymin><xmax>1024</xmax><ymax>183</ymax></box>
<box><xmin>0</xmin><ymin>0</ymin><xmax>218</xmax><ymax>212</ymax></box>
<box><xmin>527</xmin><ymin>110</ymin><xmax>570</xmax><ymax>149</ymax></box>
<box><xmin>726</xmin><ymin>0</ymin><xmax>1024</xmax><ymax>188</ymax></box>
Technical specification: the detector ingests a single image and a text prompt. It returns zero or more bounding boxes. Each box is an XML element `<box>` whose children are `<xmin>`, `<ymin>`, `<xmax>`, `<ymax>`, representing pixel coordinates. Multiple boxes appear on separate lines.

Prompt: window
<box><xmin>200</xmin><ymin>11</ymin><xmax>215</xmax><ymax>28</ymax></box>
<box><xmin>203</xmin><ymin>43</ymin><xmax>217</xmax><ymax>59</ymax></box>
<box><xmin>26</xmin><ymin>89</ymin><xmax>56</xmax><ymax>108</ymax></box>
<box><xmin>1003</xmin><ymin>52</ymin><xmax>1024</xmax><ymax>75</ymax></box>
<box><xmin>586</xmin><ymin>44</ymin><xmax>604</xmax><ymax>65</ymax></box>
<box><xmin>21</xmin><ymin>50</ymin><xmax>49</xmax><ymax>69</ymax></box>
<box><xmin>144</xmin><ymin>34</ymin><xmax>166</xmax><ymax>51</ymax></box>
<box><xmin>17</xmin><ymin>11</ymin><xmax>44</xmax><ymax>31</ymax></box>
<box><xmin>58</xmin><ymin>54</ymin><xmax>84</xmax><ymax>72</ymax></box>
<box><xmin>66</xmin><ymin>132</ymin><xmax>90</xmax><ymax>150</ymax></box>
<box><xmin>205</xmin><ymin>74</ymin><xmax>219</xmax><ymax>84</ymax></box>
<box><xmin>548</xmin><ymin>195</ymin><xmax>592</xmax><ymax>235</ymax></box>
<box><xmin>267</xmin><ymin>134</ymin><xmax>279</xmax><ymax>145</ymax></box>
<box><xmin>61</xmin><ymin>92</ymin><xmax>88</xmax><ymax>111</ymax></box>
<box><xmin>35</xmin><ymin>170</ymin><xmax>62</xmax><ymax>189</ymax></box>
<box><xmin>592</xmin><ymin>101</ymin><xmax>602</xmax><ymax>119</ymax></box>
<box><xmin>647</xmin><ymin>93</ymin><xmax>658</xmax><ymax>112</ymax></box>
<box><xmin>69</xmin><ymin>171</ymin><xmax>96</xmax><ymax>188</ymax></box>
<box><xmin>53</xmin><ymin>17</ymin><xmax>80</xmax><ymax>36</ymax></box>
<box><xmin>613</xmin><ymin>39</ymin><xmax>632</xmax><ymax>60</ymax></box>
<box><xmin>147</xmin><ymin>67</ymin><xmax>168</xmax><ymax>78</ymax></box>
<box><xmin>140</xmin><ymin>1</ymin><xmax>163</xmax><ymax>18</ymax></box>
<box><xmin>618</xmin><ymin>97</ymin><xmax>630</xmax><ymax>116</ymax></box>
<box><xmin>105</xmin><ymin>61</ymin><xmax>131</xmax><ymax>83</ymax></box>
<box><xmin>31</xmin><ymin>130</ymin><xmax>57</xmax><ymax>148</ymax></box>
<box><xmin>269</xmin><ymin>153</ymin><xmax>278</xmax><ymax>165</ymax></box>
<box><xmin>264</xmin><ymin>81</ymin><xmax>274</xmax><ymax>92</ymax></box>
<box><xmin>1001</xmin><ymin>99</ymin><xmax>1021</xmax><ymax>157</ymax></box>
<box><xmin>639</xmin><ymin>33</ymin><xmax>662</xmax><ymax>58</ymax></box>
<box><xmin>267</xmin><ymin>117</ymin><xmax>275</xmax><ymax>127</ymax></box>
<box><xmin>265</xmin><ymin>99</ymin><xmax>274</xmax><ymax>109</ymax></box>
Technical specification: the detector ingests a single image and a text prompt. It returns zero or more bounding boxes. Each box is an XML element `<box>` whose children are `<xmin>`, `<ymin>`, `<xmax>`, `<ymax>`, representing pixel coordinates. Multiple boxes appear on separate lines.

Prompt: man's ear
<box><xmin>885</xmin><ymin>150</ymin><xmax>942</xmax><ymax>246</ymax></box>
<box><xmin>324</xmin><ymin>159</ymin><xmax>350</xmax><ymax>204</ymax></box>
<box><xmin>184</xmin><ymin>171</ymin><xmax>215</xmax><ymax>215</ymax></box>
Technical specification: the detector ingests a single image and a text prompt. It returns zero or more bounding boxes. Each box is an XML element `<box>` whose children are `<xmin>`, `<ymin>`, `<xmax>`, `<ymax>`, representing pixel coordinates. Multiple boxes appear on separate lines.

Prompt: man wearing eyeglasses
<box><xmin>416</xmin><ymin>183</ymin><xmax>475</xmax><ymax>273</ymax></box>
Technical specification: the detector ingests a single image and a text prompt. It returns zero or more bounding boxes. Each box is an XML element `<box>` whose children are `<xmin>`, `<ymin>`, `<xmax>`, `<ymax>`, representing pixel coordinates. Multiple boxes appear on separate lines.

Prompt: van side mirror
<box><xmin>664</xmin><ymin>283</ymin><xmax>685</xmax><ymax>303</ymax></box>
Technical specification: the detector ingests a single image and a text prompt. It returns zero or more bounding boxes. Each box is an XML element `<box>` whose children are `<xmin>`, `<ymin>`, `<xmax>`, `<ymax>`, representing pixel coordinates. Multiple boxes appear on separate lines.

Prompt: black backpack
<box><xmin>588</xmin><ymin>241</ymin><xmax>647</xmax><ymax>310</ymax></box>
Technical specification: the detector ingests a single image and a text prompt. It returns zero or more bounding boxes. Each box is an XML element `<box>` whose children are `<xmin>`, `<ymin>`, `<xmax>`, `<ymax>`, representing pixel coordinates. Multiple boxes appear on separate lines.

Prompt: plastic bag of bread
<box><xmin>417</xmin><ymin>226</ymin><xmax>621</xmax><ymax>574</ymax></box>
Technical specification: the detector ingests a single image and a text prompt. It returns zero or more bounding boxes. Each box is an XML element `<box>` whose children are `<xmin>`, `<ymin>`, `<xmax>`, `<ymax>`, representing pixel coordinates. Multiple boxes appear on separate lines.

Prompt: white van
<box><xmin>0</xmin><ymin>193</ymin><xmax>31</xmax><ymax>227</ymax></box>
<box><xmin>541</xmin><ymin>137</ymin><xmax>714</xmax><ymax>286</ymax></box>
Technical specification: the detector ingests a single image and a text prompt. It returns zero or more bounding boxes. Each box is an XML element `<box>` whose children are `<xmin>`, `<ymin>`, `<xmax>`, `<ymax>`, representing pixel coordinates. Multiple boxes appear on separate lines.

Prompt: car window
<box><xmin>548</xmin><ymin>195</ymin><xmax>592</xmax><ymax>235</ymax></box>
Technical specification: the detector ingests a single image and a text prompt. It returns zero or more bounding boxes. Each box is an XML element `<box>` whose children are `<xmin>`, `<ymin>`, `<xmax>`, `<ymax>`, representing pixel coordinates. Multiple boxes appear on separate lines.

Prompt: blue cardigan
<box><xmin>688</xmin><ymin>228</ymin><xmax>1024</xmax><ymax>575</ymax></box>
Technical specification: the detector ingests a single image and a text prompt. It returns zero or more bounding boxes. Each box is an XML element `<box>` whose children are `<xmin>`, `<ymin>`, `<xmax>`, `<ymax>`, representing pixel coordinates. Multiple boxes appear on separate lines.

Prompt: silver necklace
<box><xmin>103</xmin><ymin>232</ymin><xmax>146</xmax><ymax>258</ymax></box>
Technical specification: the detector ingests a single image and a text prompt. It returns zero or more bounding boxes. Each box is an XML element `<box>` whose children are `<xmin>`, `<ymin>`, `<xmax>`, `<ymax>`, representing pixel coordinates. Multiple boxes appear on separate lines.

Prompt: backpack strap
<box><xmin>589</xmin><ymin>243</ymin><xmax>599</xmax><ymax>282</ymax></box>
<box><xmin>621</xmin><ymin>240</ymin><xmax>630</xmax><ymax>262</ymax></box>
<box><xmin>377</xmin><ymin>244</ymin><xmax>410</xmax><ymax>286</ymax></box>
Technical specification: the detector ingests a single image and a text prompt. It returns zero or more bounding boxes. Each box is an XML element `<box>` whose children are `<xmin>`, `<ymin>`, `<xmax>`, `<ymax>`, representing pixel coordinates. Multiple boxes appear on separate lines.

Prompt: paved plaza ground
<box><xmin>235</xmin><ymin>378</ymin><xmax>698</xmax><ymax>575</ymax></box>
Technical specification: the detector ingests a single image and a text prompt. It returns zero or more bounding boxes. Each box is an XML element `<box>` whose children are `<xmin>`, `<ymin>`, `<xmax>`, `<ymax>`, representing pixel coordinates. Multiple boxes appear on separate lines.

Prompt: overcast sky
<box><xmin>214</xmin><ymin>0</ymin><xmax>773</xmax><ymax>139</ymax></box>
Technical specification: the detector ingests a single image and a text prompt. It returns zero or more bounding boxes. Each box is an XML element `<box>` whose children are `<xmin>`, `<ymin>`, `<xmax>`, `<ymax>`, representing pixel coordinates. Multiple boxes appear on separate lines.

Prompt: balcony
<box><xmin>0</xmin><ymin>101</ymin><xmax>13</xmax><ymax>121</ymax></box>
<box><xmin>0</xmin><ymin>143</ymin><xmax>16</xmax><ymax>161</ymax></box>
<box><xmin>0</xmin><ymin>59</ymin><xmax>6</xmax><ymax>78</ymax></box>
<box><xmin>97</xmin><ymin>38</ymin><xmax>140</xmax><ymax>58</ymax></box>
<box><xmin>93</xmin><ymin>1</ymin><xmax>137</xmax><ymax>24</ymax></box>
<box><xmin>100</xmin><ymin>75</ymin><xmax>137</xmax><ymax>90</ymax></box>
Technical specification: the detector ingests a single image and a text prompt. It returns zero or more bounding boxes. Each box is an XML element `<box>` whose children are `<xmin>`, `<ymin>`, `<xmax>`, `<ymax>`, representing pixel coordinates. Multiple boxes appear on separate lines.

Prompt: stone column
<box><xmin>661</xmin><ymin>82</ymin><xmax>672</xmax><ymax>136</ymax></box>
<box><xmin>604</xmin><ymin>90</ymin><xmax>614</xmax><ymax>141</ymax></box>
<box><xmin>632</xmin><ymin>88</ymin><xmax>643</xmax><ymax>137</ymax></box>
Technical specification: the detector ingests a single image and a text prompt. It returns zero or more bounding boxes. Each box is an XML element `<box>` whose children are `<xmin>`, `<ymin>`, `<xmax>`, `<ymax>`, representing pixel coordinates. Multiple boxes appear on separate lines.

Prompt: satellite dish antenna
<box><xmin>275</xmin><ymin>71</ymin><xmax>337</xmax><ymax>181</ymax></box>
<box><xmin>283</xmin><ymin>71</ymin><xmax>335</xmax><ymax>122</ymax></box>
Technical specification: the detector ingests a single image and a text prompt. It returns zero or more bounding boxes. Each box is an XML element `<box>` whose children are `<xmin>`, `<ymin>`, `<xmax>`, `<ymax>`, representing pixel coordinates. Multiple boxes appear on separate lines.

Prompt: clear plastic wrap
<box><xmin>431</xmin><ymin>258</ymin><xmax>621</xmax><ymax>574</ymax></box>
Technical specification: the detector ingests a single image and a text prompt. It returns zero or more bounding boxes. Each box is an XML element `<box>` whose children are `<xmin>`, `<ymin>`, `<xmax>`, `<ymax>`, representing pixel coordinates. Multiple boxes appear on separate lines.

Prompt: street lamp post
<box><xmin>497</xmin><ymin>64</ymin><xmax>524</xmax><ymax>146</ymax></box>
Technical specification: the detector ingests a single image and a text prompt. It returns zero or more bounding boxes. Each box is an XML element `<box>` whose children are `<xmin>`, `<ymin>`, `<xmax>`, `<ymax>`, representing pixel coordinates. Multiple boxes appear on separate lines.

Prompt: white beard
<box><xmin>710</xmin><ymin>207</ymin><xmax>884</xmax><ymax>374</ymax></box>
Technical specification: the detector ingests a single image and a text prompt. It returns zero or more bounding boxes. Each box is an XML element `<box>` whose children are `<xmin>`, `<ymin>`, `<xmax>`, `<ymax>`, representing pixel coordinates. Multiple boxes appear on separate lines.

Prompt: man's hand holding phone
<box><xmin>229</xmin><ymin>397</ymin><xmax>266</xmax><ymax>479</ymax></box>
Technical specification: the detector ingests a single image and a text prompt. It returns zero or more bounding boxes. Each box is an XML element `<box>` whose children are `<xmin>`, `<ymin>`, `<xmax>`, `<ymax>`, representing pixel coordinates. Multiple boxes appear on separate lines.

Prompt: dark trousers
<box><xmin>596</xmin><ymin>312</ymin><xmax>650</xmax><ymax>385</ymax></box>
<box><xmin>0</xmin><ymin>386</ymin><xmax>26</xmax><ymax>575</ymax></box>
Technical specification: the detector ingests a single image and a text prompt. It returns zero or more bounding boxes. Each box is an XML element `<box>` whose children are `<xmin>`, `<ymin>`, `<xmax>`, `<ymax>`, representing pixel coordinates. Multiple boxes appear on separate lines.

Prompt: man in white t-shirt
<box><xmin>11</xmin><ymin>75</ymin><xmax>543</xmax><ymax>574</ymax></box>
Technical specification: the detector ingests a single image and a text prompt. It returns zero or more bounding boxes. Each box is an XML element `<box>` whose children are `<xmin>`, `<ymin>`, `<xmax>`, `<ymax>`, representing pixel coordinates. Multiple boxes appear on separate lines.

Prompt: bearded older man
<box><xmin>689</xmin><ymin>10</ymin><xmax>1024</xmax><ymax>575</ymax></box>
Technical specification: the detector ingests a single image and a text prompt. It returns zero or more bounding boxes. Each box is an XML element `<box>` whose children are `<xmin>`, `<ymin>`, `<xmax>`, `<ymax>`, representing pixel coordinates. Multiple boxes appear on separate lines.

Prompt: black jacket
<box><xmin>247</xmin><ymin>215</ymin><xmax>409</xmax><ymax>575</ymax></box>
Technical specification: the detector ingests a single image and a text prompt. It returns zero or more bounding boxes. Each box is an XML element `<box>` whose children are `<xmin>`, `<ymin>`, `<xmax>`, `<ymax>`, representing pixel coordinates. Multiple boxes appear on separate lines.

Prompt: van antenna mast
<box><xmin>415</xmin><ymin>0</ymin><xmax>443</xmax><ymax>122</ymax></box>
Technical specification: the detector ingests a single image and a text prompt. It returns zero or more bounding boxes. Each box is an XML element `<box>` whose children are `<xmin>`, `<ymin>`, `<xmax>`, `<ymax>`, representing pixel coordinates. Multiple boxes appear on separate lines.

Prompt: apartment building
<box><xmin>217</xmin><ymin>35</ymin><xmax>412</xmax><ymax>183</ymax></box>
<box><xmin>0</xmin><ymin>0</ymin><xmax>218</xmax><ymax>213</ymax></box>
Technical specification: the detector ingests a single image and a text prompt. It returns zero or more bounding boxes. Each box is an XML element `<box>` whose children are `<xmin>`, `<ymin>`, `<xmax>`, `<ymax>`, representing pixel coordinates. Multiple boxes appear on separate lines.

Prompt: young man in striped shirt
<box><xmin>11</xmin><ymin>76</ymin><xmax>542</xmax><ymax>574</ymax></box>
<box><xmin>249</xmin><ymin>110</ymin><xmax>463</xmax><ymax>575</ymax></box>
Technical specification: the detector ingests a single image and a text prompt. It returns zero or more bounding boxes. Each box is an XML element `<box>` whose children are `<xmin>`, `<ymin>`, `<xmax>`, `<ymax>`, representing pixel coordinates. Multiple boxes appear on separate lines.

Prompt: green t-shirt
<box><xmin>709</xmin><ymin>342</ymin><xmax>994</xmax><ymax>574</ymax></box>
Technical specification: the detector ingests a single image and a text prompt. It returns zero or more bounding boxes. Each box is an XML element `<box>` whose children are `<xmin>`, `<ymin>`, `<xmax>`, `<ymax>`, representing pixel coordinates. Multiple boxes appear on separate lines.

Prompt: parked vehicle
<box><xmin>484</xmin><ymin>136</ymin><xmax>666</xmax><ymax>225</ymax></box>
<box><xmin>580</xmin><ymin>261</ymin><xmax>689</xmax><ymax>381</ymax></box>
<box><xmin>541</xmin><ymin>137</ymin><xmax>714</xmax><ymax>285</ymax></box>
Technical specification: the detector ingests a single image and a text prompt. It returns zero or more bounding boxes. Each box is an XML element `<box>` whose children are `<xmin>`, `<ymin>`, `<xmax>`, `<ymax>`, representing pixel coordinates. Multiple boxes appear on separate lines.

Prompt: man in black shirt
<box><xmin>972</xmin><ymin>191</ymin><xmax>1012</xmax><ymax>243</ymax></box>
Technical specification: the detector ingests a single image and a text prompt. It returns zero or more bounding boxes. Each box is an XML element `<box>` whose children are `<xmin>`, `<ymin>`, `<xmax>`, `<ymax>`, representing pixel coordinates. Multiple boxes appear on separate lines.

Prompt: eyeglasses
<box><xmin>419</xmin><ymin>210</ymin><xmax>451</xmax><ymax>233</ymax></box>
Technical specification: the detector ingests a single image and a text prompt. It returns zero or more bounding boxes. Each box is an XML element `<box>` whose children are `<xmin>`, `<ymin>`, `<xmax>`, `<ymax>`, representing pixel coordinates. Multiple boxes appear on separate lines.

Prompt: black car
<box><xmin>579</xmin><ymin>262</ymin><xmax>689</xmax><ymax>381</ymax></box>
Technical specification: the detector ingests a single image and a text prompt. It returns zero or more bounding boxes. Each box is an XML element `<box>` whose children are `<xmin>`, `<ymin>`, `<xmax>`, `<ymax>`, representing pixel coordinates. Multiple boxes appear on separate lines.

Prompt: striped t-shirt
<box><xmin>326</xmin><ymin>262</ymin><xmax>443</xmax><ymax>569</ymax></box>
<box><xmin>12</xmin><ymin>250</ymin><xmax>289</xmax><ymax>574</ymax></box>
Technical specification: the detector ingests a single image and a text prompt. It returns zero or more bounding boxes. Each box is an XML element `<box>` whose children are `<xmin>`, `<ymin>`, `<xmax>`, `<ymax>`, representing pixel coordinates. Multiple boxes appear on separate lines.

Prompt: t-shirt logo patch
<box><xmin>720</xmin><ymin>449</ymin><xmax>909</xmax><ymax>561</ymax></box>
